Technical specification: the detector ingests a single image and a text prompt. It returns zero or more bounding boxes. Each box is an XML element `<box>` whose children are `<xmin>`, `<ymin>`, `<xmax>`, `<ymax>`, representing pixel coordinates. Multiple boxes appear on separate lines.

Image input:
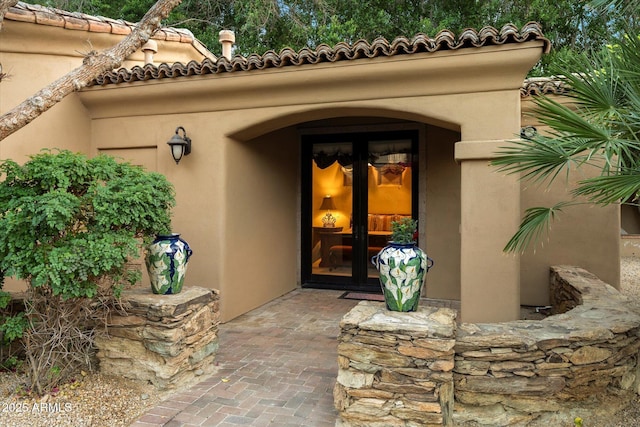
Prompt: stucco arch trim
<box><xmin>227</xmin><ymin>106</ymin><xmax>460</xmax><ymax>142</ymax></box>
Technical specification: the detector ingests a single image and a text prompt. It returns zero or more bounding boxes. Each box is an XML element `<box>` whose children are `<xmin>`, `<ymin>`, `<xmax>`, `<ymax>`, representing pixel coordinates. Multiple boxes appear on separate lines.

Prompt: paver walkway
<box><xmin>131</xmin><ymin>289</ymin><xmax>361</xmax><ymax>427</ymax></box>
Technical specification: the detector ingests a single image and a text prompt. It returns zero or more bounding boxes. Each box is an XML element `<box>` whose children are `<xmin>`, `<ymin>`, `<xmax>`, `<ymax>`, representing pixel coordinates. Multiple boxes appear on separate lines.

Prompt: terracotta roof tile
<box><xmin>109</xmin><ymin>21</ymin><xmax>131</xmax><ymax>35</ymax></box>
<box><xmin>521</xmin><ymin>77</ymin><xmax>567</xmax><ymax>97</ymax></box>
<box><xmin>91</xmin><ymin>22</ymin><xmax>550</xmax><ymax>86</ymax></box>
<box><xmin>63</xmin><ymin>14</ymin><xmax>89</xmax><ymax>31</ymax></box>
<box><xmin>6</xmin><ymin>1</ymin><xmax>197</xmax><ymax>45</ymax></box>
<box><xmin>4</xmin><ymin>4</ymin><xmax>31</xmax><ymax>22</ymax></box>
<box><xmin>33</xmin><ymin>9</ymin><xmax>64</xmax><ymax>26</ymax></box>
<box><xmin>86</xmin><ymin>19</ymin><xmax>109</xmax><ymax>33</ymax></box>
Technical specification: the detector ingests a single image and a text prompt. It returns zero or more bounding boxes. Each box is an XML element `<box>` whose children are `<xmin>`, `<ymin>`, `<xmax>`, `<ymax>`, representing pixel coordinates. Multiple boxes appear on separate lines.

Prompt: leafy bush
<box><xmin>390</xmin><ymin>218</ymin><xmax>418</xmax><ymax>244</ymax></box>
<box><xmin>0</xmin><ymin>150</ymin><xmax>175</xmax><ymax>394</ymax></box>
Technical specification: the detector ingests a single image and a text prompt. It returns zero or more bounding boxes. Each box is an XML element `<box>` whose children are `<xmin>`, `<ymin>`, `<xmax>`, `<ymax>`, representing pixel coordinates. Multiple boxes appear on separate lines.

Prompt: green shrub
<box><xmin>0</xmin><ymin>149</ymin><xmax>176</xmax><ymax>394</ymax></box>
<box><xmin>390</xmin><ymin>218</ymin><xmax>418</xmax><ymax>244</ymax></box>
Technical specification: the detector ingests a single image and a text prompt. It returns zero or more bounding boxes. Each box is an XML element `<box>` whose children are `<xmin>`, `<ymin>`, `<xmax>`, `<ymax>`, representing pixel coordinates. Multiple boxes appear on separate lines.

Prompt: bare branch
<box><xmin>0</xmin><ymin>0</ymin><xmax>183</xmax><ymax>142</ymax></box>
<box><xmin>0</xmin><ymin>0</ymin><xmax>18</xmax><ymax>32</ymax></box>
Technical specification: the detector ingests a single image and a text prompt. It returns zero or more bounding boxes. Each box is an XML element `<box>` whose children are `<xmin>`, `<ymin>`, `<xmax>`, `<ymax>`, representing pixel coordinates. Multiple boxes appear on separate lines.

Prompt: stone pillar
<box><xmin>95</xmin><ymin>286</ymin><xmax>220</xmax><ymax>390</ymax></box>
<box><xmin>334</xmin><ymin>301</ymin><xmax>457</xmax><ymax>427</ymax></box>
<box><xmin>455</xmin><ymin>140</ymin><xmax>521</xmax><ymax>323</ymax></box>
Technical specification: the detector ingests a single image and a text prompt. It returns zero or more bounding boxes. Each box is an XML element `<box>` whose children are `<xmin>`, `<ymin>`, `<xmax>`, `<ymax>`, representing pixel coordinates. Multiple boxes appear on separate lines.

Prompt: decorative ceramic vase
<box><xmin>145</xmin><ymin>233</ymin><xmax>193</xmax><ymax>295</ymax></box>
<box><xmin>371</xmin><ymin>242</ymin><xmax>433</xmax><ymax>312</ymax></box>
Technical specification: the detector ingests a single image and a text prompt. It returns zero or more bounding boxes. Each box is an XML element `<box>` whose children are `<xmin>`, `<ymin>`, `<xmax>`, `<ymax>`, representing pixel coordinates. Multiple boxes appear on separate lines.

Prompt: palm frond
<box><xmin>559</xmin><ymin>54</ymin><xmax>624</xmax><ymax>117</ymax></box>
<box><xmin>573</xmin><ymin>172</ymin><xmax>640</xmax><ymax>205</ymax></box>
<box><xmin>589</xmin><ymin>0</ymin><xmax>640</xmax><ymax>16</ymax></box>
<box><xmin>503</xmin><ymin>202</ymin><xmax>575</xmax><ymax>254</ymax></box>
<box><xmin>492</xmin><ymin>136</ymin><xmax>580</xmax><ymax>185</ymax></box>
<box><xmin>534</xmin><ymin>96</ymin><xmax>614</xmax><ymax>148</ymax></box>
<box><xmin>534</xmin><ymin>95</ymin><xmax>640</xmax><ymax>169</ymax></box>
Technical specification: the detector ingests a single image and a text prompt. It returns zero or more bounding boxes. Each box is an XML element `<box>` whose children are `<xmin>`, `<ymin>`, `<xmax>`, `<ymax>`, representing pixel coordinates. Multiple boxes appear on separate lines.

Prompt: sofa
<box><xmin>328</xmin><ymin>214</ymin><xmax>411</xmax><ymax>269</ymax></box>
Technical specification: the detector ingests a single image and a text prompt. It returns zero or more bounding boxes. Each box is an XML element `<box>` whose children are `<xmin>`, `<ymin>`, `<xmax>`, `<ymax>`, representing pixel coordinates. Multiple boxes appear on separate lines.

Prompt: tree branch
<box><xmin>0</xmin><ymin>0</ymin><xmax>183</xmax><ymax>141</ymax></box>
<box><xmin>0</xmin><ymin>0</ymin><xmax>18</xmax><ymax>32</ymax></box>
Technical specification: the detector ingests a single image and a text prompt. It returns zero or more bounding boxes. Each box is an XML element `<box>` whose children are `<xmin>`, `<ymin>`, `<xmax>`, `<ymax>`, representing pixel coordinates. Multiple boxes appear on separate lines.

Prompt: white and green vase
<box><xmin>371</xmin><ymin>243</ymin><xmax>433</xmax><ymax>312</ymax></box>
<box><xmin>146</xmin><ymin>233</ymin><xmax>193</xmax><ymax>295</ymax></box>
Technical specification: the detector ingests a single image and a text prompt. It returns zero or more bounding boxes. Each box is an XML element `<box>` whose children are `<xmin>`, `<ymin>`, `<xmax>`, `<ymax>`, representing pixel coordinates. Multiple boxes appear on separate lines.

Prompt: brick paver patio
<box><xmin>130</xmin><ymin>288</ymin><xmax>360</xmax><ymax>427</ymax></box>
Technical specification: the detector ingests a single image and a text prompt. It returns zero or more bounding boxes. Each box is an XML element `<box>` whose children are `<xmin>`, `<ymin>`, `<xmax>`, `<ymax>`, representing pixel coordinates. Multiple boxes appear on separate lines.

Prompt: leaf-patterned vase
<box><xmin>146</xmin><ymin>234</ymin><xmax>193</xmax><ymax>295</ymax></box>
<box><xmin>371</xmin><ymin>243</ymin><xmax>433</xmax><ymax>312</ymax></box>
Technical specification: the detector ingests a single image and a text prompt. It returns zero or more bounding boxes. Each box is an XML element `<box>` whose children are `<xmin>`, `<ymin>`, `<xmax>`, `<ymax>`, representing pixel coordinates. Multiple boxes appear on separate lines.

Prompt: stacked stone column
<box><xmin>334</xmin><ymin>301</ymin><xmax>457</xmax><ymax>427</ymax></box>
<box><xmin>95</xmin><ymin>286</ymin><xmax>220</xmax><ymax>390</ymax></box>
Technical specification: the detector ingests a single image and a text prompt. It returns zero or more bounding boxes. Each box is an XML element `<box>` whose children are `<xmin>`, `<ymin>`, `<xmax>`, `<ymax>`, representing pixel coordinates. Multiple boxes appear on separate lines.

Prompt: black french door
<box><xmin>301</xmin><ymin>130</ymin><xmax>418</xmax><ymax>292</ymax></box>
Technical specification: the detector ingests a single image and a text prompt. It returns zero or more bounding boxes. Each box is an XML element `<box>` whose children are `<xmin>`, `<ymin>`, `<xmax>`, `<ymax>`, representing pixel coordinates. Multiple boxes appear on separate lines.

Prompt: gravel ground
<box><xmin>1</xmin><ymin>259</ymin><xmax>640</xmax><ymax>427</ymax></box>
<box><xmin>0</xmin><ymin>370</ymin><xmax>167</xmax><ymax>427</ymax></box>
<box><xmin>602</xmin><ymin>257</ymin><xmax>640</xmax><ymax>427</ymax></box>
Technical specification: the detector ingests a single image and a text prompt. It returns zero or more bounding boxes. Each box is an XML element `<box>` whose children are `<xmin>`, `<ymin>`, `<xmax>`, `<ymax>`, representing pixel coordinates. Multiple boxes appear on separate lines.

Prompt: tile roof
<box><xmin>7</xmin><ymin>1</ymin><xmax>204</xmax><ymax>48</ymax></box>
<box><xmin>91</xmin><ymin>22</ymin><xmax>551</xmax><ymax>87</ymax></box>
<box><xmin>521</xmin><ymin>77</ymin><xmax>567</xmax><ymax>96</ymax></box>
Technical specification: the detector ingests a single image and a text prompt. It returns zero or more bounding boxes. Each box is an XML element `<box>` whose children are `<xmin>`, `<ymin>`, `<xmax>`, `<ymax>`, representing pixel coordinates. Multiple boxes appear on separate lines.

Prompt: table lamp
<box><xmin>320</xmin><ymin>195</ymin><xmax>337</xmax><ymax>227</ymax></box>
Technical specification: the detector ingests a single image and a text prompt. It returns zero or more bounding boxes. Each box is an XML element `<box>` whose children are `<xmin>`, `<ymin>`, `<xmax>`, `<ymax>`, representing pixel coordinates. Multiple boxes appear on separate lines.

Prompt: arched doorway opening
<box><xmin>290</xmin><ymin>117</ymin><xmax>461</xmax><ymax>300</ymax></box>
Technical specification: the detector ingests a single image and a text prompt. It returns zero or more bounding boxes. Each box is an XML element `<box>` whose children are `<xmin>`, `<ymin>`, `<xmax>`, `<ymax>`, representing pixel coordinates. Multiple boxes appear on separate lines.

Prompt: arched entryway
<box><xmin>240</xmin><ymin>115</ymin><xmax>463</xmax><ymax>301</ymax></box>
<box><xmin>82</xmin><ymin>29</ymin><xmax>547</xmax><ymax>322</ymax></box>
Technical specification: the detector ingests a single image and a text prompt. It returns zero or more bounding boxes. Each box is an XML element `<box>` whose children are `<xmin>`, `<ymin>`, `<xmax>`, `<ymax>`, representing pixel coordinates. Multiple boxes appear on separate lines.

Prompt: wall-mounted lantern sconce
<box><xmin>167</xmin><ymin>126</ymin><xmax>192</xmax><ymax>164</ymax></box>
<box><xmin>520</xmin><ymin>126</ymin><xmax>537</xmax><ymax>140</ymax></box>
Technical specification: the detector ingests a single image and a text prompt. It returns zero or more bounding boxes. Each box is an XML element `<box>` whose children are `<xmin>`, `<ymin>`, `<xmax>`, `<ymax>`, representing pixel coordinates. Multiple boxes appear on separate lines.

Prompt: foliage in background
<box><xmin>492</xmin><ymin>27</ymin><xmax>640</xmax><ymax>253</ymax></box>
<box><xmin>0</xmin><ymin>150</ymin><xmax>175</xmax><ymax>394</ymax></box>
<box><xmin>22</xmin><ymin>0</ymin><xmax>635</xmax><ymax>76</ymax></box>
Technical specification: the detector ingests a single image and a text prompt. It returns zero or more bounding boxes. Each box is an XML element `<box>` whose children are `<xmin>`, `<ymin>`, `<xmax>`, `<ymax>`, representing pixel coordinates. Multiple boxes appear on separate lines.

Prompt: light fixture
<box><xmin>320</xmin><ymin>195</ymin><xmax>337</xmax><ymax>227</ymax></box>
<box><xmin>520</xmin><ymin>126</ymin><xmax>537</xmax><ymax>140</ymax></box>
<box><xmin>167</xmin><ymin>126</ymin><xmax>192</xmax><ymax>164</ymax></box>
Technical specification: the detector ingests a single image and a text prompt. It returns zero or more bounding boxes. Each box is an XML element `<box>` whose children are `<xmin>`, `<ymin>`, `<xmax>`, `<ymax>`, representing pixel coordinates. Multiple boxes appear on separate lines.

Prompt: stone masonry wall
<box><xmin>454</xmin><ymin>266</ymin><xmax>640</xmax><ymax>426</ymax></box>
<box><xmin>95</xmin><ymin>286</ymin><xmax>220</xmax><ymax>390</ymax></box>
<box><xmin>337</xmin><ymin>266</ymin><xmax>640</xmax><ymax>426</ymax></box>
<box><xmin>334</xmin><ymin>301</ymin><xmax>458</xmax><ymax>427</ymax></box>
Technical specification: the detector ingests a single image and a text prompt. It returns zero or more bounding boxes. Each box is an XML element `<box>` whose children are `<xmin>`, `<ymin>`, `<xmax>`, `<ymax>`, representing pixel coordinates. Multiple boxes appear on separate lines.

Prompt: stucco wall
<box><xmin>3</xmin><ymin>15</ymin><xmax>622</xmax><ymax>324</ymax></box>
<box><xmin>0</xmin><ymin>50</ymin><xmax>91</xmax><ymax>163</ymax></box>
<box><xmin>518</xmin><ymin>97</ymin><xmax>621</xmax><ymax>305</ymax></box>
<box><xmin>76</xmin><ymin>41</ymin><xmax>551</xmax><ymax>322</ymax></box>
<box><xmin>425</xmin><ymin>126</ymin><xmax>461</xmax><ymax>301</ymax></box>
<box><xmin>0</xmin><ymin>17</ymin><xmax>209</xmax><ymax>165</ymax></box>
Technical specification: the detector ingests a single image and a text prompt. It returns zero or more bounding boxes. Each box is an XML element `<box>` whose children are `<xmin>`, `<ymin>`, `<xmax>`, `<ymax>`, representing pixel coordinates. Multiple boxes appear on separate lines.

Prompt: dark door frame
<box><xmin>301</xmin><ymin>129</ymin><xmax>419</xmax><ymax>292</ymax></box>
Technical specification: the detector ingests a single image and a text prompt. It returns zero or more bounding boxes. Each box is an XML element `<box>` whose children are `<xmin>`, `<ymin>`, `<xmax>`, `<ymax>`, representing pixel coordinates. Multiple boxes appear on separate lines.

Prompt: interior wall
<box><xmin>311</xmin><ymin>161</ymin><xmax>413</xmax><ymax>228</ymax></box>
<box><xmin>368</xmin><ymin>167</ymin><xmax>412</xmax><ymax>215</ymax></box>
<box><xmin>312</xmin><ymin>162</ymin><xmax>352</xmax><ymax>229</ymax></box>
<box><xmin>424</xmin><ymin>126</ymin><xmax>461</xmax><ymax>300</ymax></box>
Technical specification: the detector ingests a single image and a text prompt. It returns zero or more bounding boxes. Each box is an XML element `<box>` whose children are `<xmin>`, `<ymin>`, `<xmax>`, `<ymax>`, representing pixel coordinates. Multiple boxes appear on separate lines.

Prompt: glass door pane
<box><xmin>302</xmin><ymin>130</ymin><xmax>417</xmax><ymax>292</ymax></box>
<box><xmin>366</xmin><ymin>139</ymin><xmax>414</xmax><ymax>279</ymax></box>
<box><xmin>310</xmin><ymin>142</ymin><xmax>354</xmax><ymax>279</ymax></box>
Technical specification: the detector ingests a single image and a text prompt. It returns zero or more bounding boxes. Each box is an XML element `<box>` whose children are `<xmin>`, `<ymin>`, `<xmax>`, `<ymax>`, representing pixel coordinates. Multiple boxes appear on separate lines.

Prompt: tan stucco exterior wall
<box><xmin>424</xmin><ymin>126</ymin><xmax>461</xmax><ymax>301</ymax></box>
<box><xmin>0</xmin><ymin>16</ymin><xmax>213</xmax><ymax>292</ymax></box>
<box><xmin>2</xmin><ymin>12</ymin><xmax>621</xmax><ymax>324</ymax></box>
<box><xmin>518</xmin><ymin>97</ymin><xmax>621</xmax><ymax>304</ymax></box>
<box><xmin>0</xmin><ymin>19</ymin><xmax>209</xmax><ymax>164</ymax></box>
<box><xmin>77</xmin><ymin>42</ymin><xmax>546</xmax><ymax>322</ymax></box>
<box><xmin>0</xmin><ymin>26</ymin><xmax>92</xmax><ymax>162</ymax></box>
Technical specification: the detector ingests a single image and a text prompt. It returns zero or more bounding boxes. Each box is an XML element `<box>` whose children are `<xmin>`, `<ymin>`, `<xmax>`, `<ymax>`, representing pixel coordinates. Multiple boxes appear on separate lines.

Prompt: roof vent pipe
<box><xmin>219</xmin><ymin>30</ymin><xmax>235</xmax><ymax>60</ymax></box>
<box><xmin>141</xmin><ymin>40</ymin><xmax>158</xmax><ymax>65</ymax></box>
